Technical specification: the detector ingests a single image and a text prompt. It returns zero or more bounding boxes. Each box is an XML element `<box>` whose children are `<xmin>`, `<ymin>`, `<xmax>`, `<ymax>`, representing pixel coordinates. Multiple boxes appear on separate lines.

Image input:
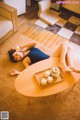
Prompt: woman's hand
<box><xmin>21</xmin><ymin>47</ymin><xmax>28</xmax><ymax>52</ymax></box>
<box><xmin>16</xmin><ymin>46</ymin><xmax>21</xmax><ymax>52</ymax></box>
<box><xmin>10</xmin><ymin>70</ymin><xmax>21</xmax><ymax>76</ymax></box>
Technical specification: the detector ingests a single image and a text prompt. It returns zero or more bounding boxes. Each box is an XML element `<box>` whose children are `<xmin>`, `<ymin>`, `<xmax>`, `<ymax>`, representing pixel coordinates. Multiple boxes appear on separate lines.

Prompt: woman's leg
<box><xmin>58</xmin><ymin>42</ymin><xmax>72</xmax><ymax>71</ymax></box>
<box><xmin>51</xmin><ymin>45</ymin><xmax>61</xmax><ymax>57</ymax></box>
<box><xmin>67</xmin><ymin>47</ymin><xmax>80</xmax><ymax>72</ymax></box>
<box><xmin>51</xmin><ymin>42</ymin><xmax>69</xmax><ymax>57</ymax></box>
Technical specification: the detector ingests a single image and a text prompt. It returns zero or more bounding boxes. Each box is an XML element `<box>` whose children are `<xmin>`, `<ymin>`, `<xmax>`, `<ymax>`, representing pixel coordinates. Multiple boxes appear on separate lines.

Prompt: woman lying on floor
<box><xmin>8</xmin><ymin>41</ymin><xmax>80</xmax><ymax>75</ymax></box>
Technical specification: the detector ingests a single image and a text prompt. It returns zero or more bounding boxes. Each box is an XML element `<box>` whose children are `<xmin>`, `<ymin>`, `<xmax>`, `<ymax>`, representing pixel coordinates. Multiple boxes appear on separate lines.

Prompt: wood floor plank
<box><xmin>18</xmin><ymin>1</ymin><xmax>67</xmax><ymax>49</ymax></box>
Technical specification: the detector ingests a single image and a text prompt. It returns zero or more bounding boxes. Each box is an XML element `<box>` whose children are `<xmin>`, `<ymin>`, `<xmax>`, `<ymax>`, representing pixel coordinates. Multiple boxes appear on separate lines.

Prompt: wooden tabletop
<box><xmin>15</xmin><ymin>57</ymin><xmax>80</xmax><ymax>97</ymax></box>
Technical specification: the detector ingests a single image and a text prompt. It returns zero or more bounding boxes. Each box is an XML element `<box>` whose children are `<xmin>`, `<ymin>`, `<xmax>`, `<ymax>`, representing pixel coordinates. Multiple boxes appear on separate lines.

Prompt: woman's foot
<box><xmin>10</xmin><ymin>70</ymin><xmax>21</xmax><ymax>76</ymax></box>
<box><xmin>69</xmin><ymin>65</ymin><xmax>80</xmax><ymax>73</ymax></box>
<box><xmin>59</xmin><ymin>62</ymin><xmax>73</xmax><ymax>72</ymax></box>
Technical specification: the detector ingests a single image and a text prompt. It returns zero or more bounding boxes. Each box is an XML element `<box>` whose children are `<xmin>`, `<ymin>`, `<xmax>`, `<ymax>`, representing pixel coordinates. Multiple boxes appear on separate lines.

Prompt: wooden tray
<box><xmin>34</xmin><ymin>68</ymin><xmax>64</xmax><ymax>88</ymax></box>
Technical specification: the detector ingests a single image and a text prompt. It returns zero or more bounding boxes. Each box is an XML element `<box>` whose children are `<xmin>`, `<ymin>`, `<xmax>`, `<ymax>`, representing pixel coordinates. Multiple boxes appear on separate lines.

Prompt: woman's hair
<box><xmin>8</xmin><ymin>49</ymin><xmax>17</xmax><ymax>63</ymax></box>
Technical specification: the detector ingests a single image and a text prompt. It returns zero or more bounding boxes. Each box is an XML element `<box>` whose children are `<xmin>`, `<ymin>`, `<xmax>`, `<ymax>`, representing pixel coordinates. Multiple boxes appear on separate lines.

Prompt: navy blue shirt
<box><xmin>27</xmin><ymin>48</ymin><xmax>50</xmax><ymax>64</ymax></box>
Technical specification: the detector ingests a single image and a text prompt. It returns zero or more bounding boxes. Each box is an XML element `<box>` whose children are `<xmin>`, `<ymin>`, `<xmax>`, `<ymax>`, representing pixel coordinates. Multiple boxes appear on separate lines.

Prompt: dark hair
<box><xmin>8</xmin><ymin>49</ymin><xmax>17</xmax><ymax>63</ymax></box>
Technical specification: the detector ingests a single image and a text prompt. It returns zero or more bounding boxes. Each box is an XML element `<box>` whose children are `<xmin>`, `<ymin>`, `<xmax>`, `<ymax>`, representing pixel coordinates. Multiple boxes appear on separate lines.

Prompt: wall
<box><xmin>62</xmin><ymin>0</ymin><xmax>80</xmax><ymax>14</ymax></box>
<box><xmin>2</xmin><ymin>0</ymin><xmax>26</xmax><ymax>15</ymax></box>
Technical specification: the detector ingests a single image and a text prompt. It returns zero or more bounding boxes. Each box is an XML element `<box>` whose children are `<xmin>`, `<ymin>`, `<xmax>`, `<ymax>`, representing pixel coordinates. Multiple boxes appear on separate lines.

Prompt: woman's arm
<box><xmin>23</xmin><ymin>57</ymin><xmax>31</xmax><ymax>68</ymax></box>
<box><xmin>20</xmin><ymin>41</ymin><xmax>36</xmax><ymax>51</ymax></box>
<box><xmin>10</xmin><ymin>70</ymin><xmax>21</xmax><ymax>76</ymax></box>
<box><xmin>10</xmin><ymin>57</ymin><xmax>31</xmax><ymax>76</ymax></box>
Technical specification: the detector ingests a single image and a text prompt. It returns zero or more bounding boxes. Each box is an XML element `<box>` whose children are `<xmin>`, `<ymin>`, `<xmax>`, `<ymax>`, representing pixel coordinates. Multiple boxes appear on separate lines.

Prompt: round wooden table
<box><xmin>15</xmin><ymin>57</ymin><xmax>80</xmax><ymax>97</ymax></box>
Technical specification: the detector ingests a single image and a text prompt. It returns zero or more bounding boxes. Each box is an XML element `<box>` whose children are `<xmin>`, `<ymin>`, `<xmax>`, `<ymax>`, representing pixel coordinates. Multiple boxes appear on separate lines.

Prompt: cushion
<box><xmin>0</xmin><ymin>16</ymin><xmax>13</xmax><ymax>39</ymax></box>
<box><xmin>39</xmin><ymin>9</ymin><xmax>60</xmax><ymax>25</ymax></box>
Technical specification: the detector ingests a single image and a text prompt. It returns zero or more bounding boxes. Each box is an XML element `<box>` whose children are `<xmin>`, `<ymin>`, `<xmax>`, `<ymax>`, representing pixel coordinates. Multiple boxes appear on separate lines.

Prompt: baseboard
<box><xmin>61</xmin><ymin>7</ymin><xmax>80</xmax><ymax>18</ymax></box>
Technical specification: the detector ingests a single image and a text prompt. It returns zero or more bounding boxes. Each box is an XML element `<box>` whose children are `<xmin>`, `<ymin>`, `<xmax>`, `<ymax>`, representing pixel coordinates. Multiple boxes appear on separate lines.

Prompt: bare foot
<box><xmin>10</xmin><ymin>70</ymin><xmax>21</xmax><ymax>76</ymax></box>
<box><xmin>59</xmin><ymin>62</ymin><xmax>73</xmax><ymax>72</ymax></box>
<box><xmin>69</xmin><ymin>65</ymin><xmax>80</xmax><ymax>73</ymax></box>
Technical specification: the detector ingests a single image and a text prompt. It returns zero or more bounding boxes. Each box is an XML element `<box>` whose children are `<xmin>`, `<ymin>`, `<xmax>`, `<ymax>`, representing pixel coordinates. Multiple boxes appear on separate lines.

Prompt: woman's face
<box><xmin>13</xmin><ymin>51</ymin><xmax>24</xmax><ymax>61</ymax></box>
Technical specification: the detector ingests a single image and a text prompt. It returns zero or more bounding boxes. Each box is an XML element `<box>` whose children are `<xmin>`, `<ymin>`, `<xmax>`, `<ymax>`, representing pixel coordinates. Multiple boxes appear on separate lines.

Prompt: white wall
<box><xmin>3</xmin><ymin>0</ymin><xmax>26</xmax><ymax>15</ymax></box>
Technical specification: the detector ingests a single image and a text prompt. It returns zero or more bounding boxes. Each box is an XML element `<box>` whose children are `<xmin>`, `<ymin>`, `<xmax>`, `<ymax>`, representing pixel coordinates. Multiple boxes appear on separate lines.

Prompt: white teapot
<box><xmin>51</xmin><ymin>67</ymin><xmax>60</xmax><ymax>78</ymax></box>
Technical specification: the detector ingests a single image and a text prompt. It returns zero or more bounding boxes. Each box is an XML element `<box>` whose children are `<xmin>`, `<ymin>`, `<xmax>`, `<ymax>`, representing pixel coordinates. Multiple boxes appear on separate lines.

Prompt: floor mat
<box><xmin>35</xmin><ymin>19</ymin><xmax>48</xmax><ymax>28</ymax></box>
<box><xmin>1</xmin><ymin>33</ymin><xmax>80</xmax><ymax>120</ymax></box>
<box><xmin>35</xmin><ymin>10</ymin><xmax>80</xmax><ymax>45</ymax></box>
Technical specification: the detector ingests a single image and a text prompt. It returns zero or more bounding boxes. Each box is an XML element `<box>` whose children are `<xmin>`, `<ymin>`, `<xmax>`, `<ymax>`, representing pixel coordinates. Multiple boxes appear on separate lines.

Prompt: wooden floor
<box><xmin>18</xmin><ymin>1</ymin><xmax>68</xmax><ymax>50</ymax></box>
<box><xmin>1</xmin><ymin>2</ymin><xmax>80</xmax><ymax>120</ymax></box>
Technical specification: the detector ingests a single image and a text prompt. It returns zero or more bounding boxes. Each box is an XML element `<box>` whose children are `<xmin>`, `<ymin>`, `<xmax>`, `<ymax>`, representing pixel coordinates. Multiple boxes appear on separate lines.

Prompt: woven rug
<box><xmin>35</xmin><ymin>10</ymin><xmax>80</xmax><ymax>45</ymax></box>
<box><xmin>0</xmin><ymin>33</ymin><xmax>80</xmax><ymax>120</ymax></box>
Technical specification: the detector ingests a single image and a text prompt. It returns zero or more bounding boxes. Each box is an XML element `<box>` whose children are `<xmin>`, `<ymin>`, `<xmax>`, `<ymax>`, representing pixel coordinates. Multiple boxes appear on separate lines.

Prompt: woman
<box><xmin>8</xmin><ymin>41</ymin><xmax>50</xmax><ymax>75</ymax></box>
<box><xmin>8</xmin><ymin>41</ymin><xmax>80</xmax><ymax>75</ymax></box>
<box><xmin>52</xmin><ymin>42</ymin><xmax>80</xmax><ymax>72</ymax></box>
